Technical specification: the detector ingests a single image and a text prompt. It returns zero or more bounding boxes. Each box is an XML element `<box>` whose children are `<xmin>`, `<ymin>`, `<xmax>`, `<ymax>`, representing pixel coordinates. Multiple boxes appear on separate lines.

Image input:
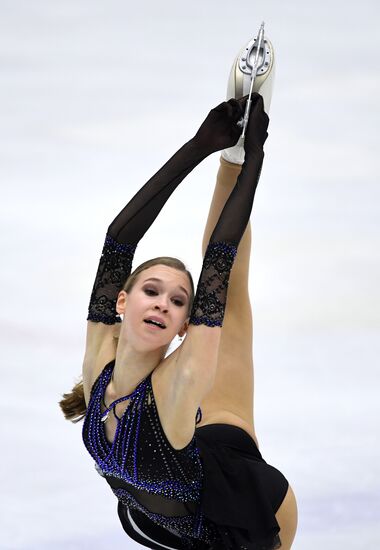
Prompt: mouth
<box><xmin>143</xmin><ymin>319</ymin><xmax>166</xmax><ymax>330</ymax></box>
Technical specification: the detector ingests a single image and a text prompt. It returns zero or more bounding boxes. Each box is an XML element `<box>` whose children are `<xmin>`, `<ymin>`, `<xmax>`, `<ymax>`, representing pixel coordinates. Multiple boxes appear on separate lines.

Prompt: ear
<box><xmin>116</xmin><ymin>290</ymin><xmax>128</xmax><ymax>315</ymax></box>
<box><xmin>178</xmin><ymin>318</ymin><xmax>189</xmax><ymax>338</ymax></box>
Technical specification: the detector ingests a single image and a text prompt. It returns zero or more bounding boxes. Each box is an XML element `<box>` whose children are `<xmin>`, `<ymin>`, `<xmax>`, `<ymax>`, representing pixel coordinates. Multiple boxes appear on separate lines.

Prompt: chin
<box><xmin>140</xmin><ymin>337</ymin><xmax>171</xmax><ymax>353</ymax></box>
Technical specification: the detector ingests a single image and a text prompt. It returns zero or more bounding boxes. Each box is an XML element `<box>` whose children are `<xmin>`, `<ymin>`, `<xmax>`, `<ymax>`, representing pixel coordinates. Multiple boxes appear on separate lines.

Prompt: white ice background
<box><xmin>0</xmin><ymin>0</ymin><xmax>379</xmax><ymax>548</ymax></box>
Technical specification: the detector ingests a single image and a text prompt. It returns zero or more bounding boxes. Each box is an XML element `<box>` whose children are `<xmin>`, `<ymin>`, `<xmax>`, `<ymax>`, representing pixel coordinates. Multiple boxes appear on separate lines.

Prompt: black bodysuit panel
<box><xmin>115</xmin><ymin>423</ymin><xmax>289</xmax><ymax>550</ymax></box>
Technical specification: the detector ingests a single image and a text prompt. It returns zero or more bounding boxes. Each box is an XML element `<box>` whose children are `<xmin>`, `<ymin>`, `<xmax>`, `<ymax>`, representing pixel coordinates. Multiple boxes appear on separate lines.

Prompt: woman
<box><xmin>60</xmin><ymin>37</ymin><xmax>298</xmax><ymax>549</ymax></box>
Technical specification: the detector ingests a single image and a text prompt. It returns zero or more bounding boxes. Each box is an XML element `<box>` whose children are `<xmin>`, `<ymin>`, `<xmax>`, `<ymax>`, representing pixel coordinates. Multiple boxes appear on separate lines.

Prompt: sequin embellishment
<box><xmin>82</xmin><ymin>361</ymin><xmax>218</xmax><ymax>546</ymax></box>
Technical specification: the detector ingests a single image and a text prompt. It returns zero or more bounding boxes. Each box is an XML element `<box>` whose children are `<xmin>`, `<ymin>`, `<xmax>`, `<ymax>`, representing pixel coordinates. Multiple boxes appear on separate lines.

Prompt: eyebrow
<box><xmin>142</xmin><ymin>277</ymin><xmax>189</xmax><ymax>298</ymax></box>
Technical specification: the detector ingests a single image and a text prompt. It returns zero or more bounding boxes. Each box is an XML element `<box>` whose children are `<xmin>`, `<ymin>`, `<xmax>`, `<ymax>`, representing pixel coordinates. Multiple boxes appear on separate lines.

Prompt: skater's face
<box><xmin>116</xmin><ymin>265</ymin><xmax>191</xmax><ymax>352</ymax></box>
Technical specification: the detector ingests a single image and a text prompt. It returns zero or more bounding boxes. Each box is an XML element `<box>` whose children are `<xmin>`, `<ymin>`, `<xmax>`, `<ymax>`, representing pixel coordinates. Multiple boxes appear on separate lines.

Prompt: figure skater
<box><xmin>60</xmin><ymin>32</ymin><xmax>298</xmax><ymax>550</ymax></box>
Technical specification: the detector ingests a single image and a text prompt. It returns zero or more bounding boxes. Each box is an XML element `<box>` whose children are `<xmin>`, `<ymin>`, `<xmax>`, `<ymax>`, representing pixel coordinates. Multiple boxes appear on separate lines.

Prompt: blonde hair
<box><xmin>59</xmin><ymin>257</ymin><xmax>194</xmax><ymax>423</ymax></box>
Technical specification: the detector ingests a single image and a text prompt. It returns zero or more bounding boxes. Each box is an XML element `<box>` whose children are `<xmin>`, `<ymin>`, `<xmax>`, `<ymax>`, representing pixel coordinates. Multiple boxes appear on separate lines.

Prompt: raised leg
<box><xmin>199</xmin><ymin>155</ymin><xmax>255</xmax><ymax>429</ymax></box>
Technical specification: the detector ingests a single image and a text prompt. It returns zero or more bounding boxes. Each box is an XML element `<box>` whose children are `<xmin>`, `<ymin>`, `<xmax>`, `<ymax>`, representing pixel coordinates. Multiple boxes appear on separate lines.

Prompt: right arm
<box><xmin>82</xmin><ymin>138</ymin><xmax>211</xmax><ymax>394</ymax></box>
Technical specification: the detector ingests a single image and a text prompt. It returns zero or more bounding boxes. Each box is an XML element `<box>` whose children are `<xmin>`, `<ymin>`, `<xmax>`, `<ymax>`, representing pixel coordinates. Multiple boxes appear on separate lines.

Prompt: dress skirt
<box><xmin>195</xmin><ymin>423</ymin><xmax>289</xmax><ymax>549</ymax></box>
<box><xmin>117</xmin><ymin>423</ymin><xmax>289</xmax><ymax>549</ymax></box>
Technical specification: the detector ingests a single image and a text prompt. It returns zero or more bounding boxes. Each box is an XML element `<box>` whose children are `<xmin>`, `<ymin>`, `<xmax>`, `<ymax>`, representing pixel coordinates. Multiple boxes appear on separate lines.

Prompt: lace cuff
<box><xmin>87</xmin><ymin>234</ymin><xmax>137</xmax><ymax>325</ymax></box>
<box><xmin>189</xmin><ymin>241</ymin><xmax>237</xmax><ymax>327</ymax></box>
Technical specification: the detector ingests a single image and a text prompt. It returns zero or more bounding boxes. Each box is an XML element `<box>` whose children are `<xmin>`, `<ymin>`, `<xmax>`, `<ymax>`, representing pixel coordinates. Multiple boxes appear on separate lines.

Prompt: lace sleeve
<box><xmin>189</xmin><ymin>149</ymin><xmax>264</xmax><ymax>329</ymax></box>
<box><xmin>189</xmin><ymin>241</ymin><xmax>237</xmax><ymax>327</ymax></box>
<box><xmin>87</xmin><ymin>234</ymin><xmax>137</xmax><ymax>325</ymax></box>
<box><xmin>86</xmin><ymin>139</ymin><xmax>211</xmax><ymax>326</ymax></box>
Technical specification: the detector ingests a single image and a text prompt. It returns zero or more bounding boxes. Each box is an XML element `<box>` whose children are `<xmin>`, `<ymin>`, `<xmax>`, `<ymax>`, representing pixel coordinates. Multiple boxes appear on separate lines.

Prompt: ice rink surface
<box><xmin>1</xmin><ymin>0</ymin><xmax>379</xmax><ymax>548</ymax></box>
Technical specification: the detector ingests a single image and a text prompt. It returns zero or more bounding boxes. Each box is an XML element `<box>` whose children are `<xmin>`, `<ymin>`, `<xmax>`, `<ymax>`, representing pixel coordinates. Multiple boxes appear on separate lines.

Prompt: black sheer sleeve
<box><xmin>87</xmin><ymin>138</ymin><xmax>210</xmax><ymax>325</ymax></box>
<box><xmin>189</xmin><ymin>95</ymin><xmax>268</xmax><ymax>328</ymax></box>
<box><xmin>87</xmin><ymin>94</ymin><xmax>267</xmax><ymax>327</ymax></box>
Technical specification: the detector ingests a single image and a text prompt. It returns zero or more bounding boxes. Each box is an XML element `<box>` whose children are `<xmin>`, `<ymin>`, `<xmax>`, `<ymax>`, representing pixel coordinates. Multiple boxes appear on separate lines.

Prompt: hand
<box><xmin>193</xmin><ymin>97</ymin><xmax>246</xmax><ymax>154</ymax></box>
<box><xmin>243</xmin><ymin>92</ymin><xmax>269</xmax><ymax>157</ymax></box>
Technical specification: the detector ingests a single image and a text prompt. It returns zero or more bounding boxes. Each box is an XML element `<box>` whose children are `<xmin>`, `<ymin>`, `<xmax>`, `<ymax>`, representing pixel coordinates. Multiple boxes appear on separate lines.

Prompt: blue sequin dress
<box><xmin>82</xmin><ymin>357</ymin><xmax>288</xmax><ymax>550</ymax></box>
<box><xmin>82</xmin><ymin>359</ymin><xmax>219</xmax><ymax>548</ymax></box>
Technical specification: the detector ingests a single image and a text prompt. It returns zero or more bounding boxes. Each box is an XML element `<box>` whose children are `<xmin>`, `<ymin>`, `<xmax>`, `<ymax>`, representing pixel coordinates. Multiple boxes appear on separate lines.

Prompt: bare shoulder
<box><xmin>175</xmin><ymin>323</ymin><xmax>222</xmax><ymax>386</ymax></box>
<box><xmin>151</xmin><ymin>354</ymin><xmax>195</xmax><ymax>451</ymax></box>
<box><xmin>151</xmin><ymin>331</ymin><xmax>218</xmax><ymax>451</ymax></box>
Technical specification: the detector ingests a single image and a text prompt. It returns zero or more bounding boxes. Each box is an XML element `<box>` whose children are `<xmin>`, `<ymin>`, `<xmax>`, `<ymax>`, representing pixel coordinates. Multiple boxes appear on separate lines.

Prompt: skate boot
<box><xmin>221</xmin><ymin>23</ymin><xmax>275</xmax><ymax>165</ymax></box>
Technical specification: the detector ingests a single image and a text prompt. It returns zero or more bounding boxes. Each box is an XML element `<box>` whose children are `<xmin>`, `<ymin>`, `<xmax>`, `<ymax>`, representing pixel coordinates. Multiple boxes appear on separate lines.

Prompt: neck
<box><xmin>112</xmin><ymin>339</ymin><xmax>166</xmax><ymax>396</ymax></box>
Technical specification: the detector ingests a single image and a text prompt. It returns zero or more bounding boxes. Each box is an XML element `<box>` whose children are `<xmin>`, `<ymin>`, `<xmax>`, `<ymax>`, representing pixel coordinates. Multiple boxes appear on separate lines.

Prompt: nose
<box><xmin>154</xmin><ymin>295</ymin><xmax>169</xmax><ymax>312</ymax></box>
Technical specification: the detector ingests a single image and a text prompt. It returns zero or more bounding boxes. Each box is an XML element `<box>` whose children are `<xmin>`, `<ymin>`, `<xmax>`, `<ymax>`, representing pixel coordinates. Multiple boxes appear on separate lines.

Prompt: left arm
<box><xmin>176</xmin><ymin>94</ymin><xmax>269</xmax><ymax>395</ymax></box>
<box><xmin>84</xmin><ymin>138</ymin><xmax>210</xmax><ymax>379</ymax></box>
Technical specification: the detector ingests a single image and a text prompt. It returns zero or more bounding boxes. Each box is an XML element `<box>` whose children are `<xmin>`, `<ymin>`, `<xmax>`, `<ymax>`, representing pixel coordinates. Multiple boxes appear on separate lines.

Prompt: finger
<box><xmin>227</xmin><ymin>98</ymin><xmax>244</xmax><ymax>120</ymax></box>
<box><xmin>250</xmin><ymin>93</ymin><xmax>264</xmax><ymax>110</ymax></box>
<box><xmin>227</xmin><ymin>98</ymin><xmax>241</xmax><ymax>109</ymax></box>
<box><xmin>250</xmin><ymin>92</ymin><xmax>263</xmax><ymax>102</ymax></box>
<box><xmin>237</xmin><ymin>92</ymin><xmax>263</xmax><ymax>115</ymax></box>
<box><xmin>224</xmin><ymin>100</ymin><xmax>234</xmax><ymax>118</ymax></box>
<box><xmin>238</xmin><ymin>94</ymin><xmax>249</xmax><ymax>104</ymax></box>
<box><xmin>246</xmin><ymin>98</ymin><xmax>268</xmax><ymax>132</ymax></box>
<box><xmin>213</xmin><ymin>100</ymin><xmax>228</xmax><ymax>112</ymax></box>
<box><xmin>236</xmin><ymin>95</ymin><xmax>248</xmax><ymax>110</ymax></box>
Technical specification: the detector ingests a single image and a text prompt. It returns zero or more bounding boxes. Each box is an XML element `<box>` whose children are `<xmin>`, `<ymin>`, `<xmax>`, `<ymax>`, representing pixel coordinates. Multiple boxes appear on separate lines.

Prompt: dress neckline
<box><xmin>97</xmin><ymin>360</ymin><xmax>201</xmax><ymax>453</ymax></box>
<box><xmin>100</xmin><ymin>360</ymin><xmax>149</xmax><ymax>424</ymax></box>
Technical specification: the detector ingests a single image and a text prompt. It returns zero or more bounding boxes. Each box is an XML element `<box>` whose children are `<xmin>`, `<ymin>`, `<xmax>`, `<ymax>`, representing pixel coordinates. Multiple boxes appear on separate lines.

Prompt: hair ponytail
<box><xmin>59</xmin><ymin>378</ymin><xmax>87</xmax><ymax>423</ymax></box>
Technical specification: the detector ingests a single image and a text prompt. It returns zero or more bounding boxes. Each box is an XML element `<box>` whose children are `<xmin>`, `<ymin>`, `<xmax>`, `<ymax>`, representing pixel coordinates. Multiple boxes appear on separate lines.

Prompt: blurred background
<box><xmin>0</xmin><ymin>0</ymin><xmax>379</xmax><ymax>548</ymax></box>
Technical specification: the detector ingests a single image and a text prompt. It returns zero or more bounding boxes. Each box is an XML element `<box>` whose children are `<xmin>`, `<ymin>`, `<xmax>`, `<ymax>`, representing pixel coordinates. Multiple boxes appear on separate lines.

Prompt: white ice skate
<box><xmin>221</xmin><ymin>22</ymin><xmax>275</xmax><ymax>165</ymax></box>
